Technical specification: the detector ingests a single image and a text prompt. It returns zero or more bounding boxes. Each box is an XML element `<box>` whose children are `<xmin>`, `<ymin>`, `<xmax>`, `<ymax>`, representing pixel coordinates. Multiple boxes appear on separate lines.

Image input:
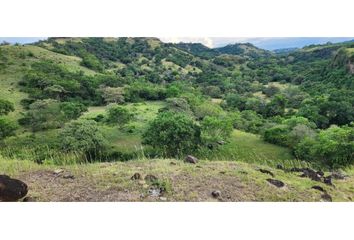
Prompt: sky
<box><xmin>1</xmin><ymin>37</ymin><xmax>353</xmax><ymax>50</ymax></box>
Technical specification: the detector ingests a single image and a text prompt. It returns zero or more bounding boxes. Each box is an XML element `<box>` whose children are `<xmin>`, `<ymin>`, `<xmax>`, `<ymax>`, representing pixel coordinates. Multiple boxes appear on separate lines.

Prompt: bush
<box><xmin>0</xmin><ymin>99</ymin><xmax>15</xmax><ymax>116</ymax></box>
<box><xmin>194</xmin><ymin>102</ymin><xmax>224</xmax><ymax>120</ymax></box>
<box><xmin>295</xmin><ymin>125</ymin><xmax>354</xmax><ymax>167</ymax></box>
<box><xmin>0</xmin><ymin>118</ymin><xmax>18</xmax><ymax>140</ymax></box>
<box><xmin>59</xmin><ymin>120</ymin><xmax>107</xmax><ymax>160</ymax></box>
<box><xmin>19</xmin><ymin>99</ymin><xmax>65</xmax><ymax>131</ymax></box>
<box><xmin>60</xmin><ymin>102</ymin><xmax>88</xmax><ymax>120</ymax></box>
<box><xmin>105</xmin><ymin>105</ymin><xmax>133</xmax><ymax>127</ymax></box>
<box><xmin>230</xmin><ymin>110</ymin><xmax>265</xmax><ymax>134</ymax></box>
<box><xmin>201</xmin><ymin>116</ymin><xmax>233</xmax><ymax>143</ymax></box>
<box><xmin>142</xmin><ymin>111</ymin><xmax>201</xmax><ymax>157</ymax></box>
<box><xmin>161</xmin><ymin>98</ymin><xmax>193</xmax><ymax>116</ymax></box>
<box><xmin>263</xmin><ymin>125</ymin><xmax>289</xmax><ymax>146</ymax></box>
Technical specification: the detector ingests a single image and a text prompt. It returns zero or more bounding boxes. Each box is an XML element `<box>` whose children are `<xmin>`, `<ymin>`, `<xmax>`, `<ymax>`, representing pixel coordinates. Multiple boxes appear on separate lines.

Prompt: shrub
<box><xmin>0</xmin><ymin>99</ymin><xmax>15</xmax><ymax>116</ymax></box>
<box><xmin>201</xmin><ymin>116</ymin><xmax>233</xmax><ymax>143</ymax></box>
<box><xmin>59</xmin><ymin>120</ymin><xmax>107</xmax><ymax>160</ymax></box>
<box><xmin>295</xmin><ymin>125</ymin><xmax>354</xmax><ymax>167</ymax></box>
<box><xmin>105</xmin><ymin>105</ymin><xmax>133</xmax><ymax>127</ymax></box>
<box><xmin>0</xmin><ymin>118</ymin><xmax>18</xmax><ymax>140</ymax></box>
<box><xmin>142</xmin><ymin>111</ymin><xmax>201</xmax><ymax>157</ymax></box>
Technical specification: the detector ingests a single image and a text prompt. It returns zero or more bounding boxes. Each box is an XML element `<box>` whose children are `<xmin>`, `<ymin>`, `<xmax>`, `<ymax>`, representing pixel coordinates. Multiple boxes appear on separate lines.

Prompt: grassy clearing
<box><xmin>81</xmin><ymin>101</ymin><xmax>165</xmax><ymax>152</ymax></box>
<box><xmin>199</xmin><ymin>130</ymin><xmax>298</xmax><ymax>168</ymax></box>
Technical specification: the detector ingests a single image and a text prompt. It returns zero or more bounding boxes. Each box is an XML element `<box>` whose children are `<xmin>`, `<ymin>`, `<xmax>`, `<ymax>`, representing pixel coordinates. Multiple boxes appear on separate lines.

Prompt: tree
<box><xmin>230</xmin><ymin>110</ymin><xmax>265</xmax><ymax>134</ymax></box>
<box><xmin>264</xmin><ymin>94</ymin><xmax>287</xmax><ymax>117</ymax></box>
<box><xmin>295</xmin><ymin>125</ymin><xmax>354</xmax><ymax>167</ymax></box>
<box><xmin>0</xmin><ymin>99</ymin><xmax>15</xmax><ymax>116</ymax></box>
<box><xmin>59</xmin><ymin>120</ymin><xmax>107</xmax><ymax>159</ymax></box>
<box><xmin>60</xmin><ymin>102</ymin><xmax>87</xmax><ymax>120</ymax></box>
<box><xmin>99</xmin><ymin>86</ymin><xmax>125</xmax><ymax>104</ymax></box>
<box><xmin>142</xmin><ymin>111</ymin><xmax>201</xmax><ymax>157</ymax></box>
<box><xmin>225</xmin><ymin>93</ymin><xmax>246</xmax><ymax>110</ymax></box>
<box><xmin>19</xmin><ymin>99</ymin><xmax>65</xmax><ymax>132</ymax></box>
<box><xmin>105</xmin><ymin>105</ymin><xmax>133</xmax><ymax>127</ymax></box>
<box><xmin>201</xmin><ymin>116</ymin><xmax>233</xmax><ymax>143</ymax></box>
<box><xmin>262</xmin><ymin>85</ymin><xmax>280</xmax><ymax>97</ymax></box>
<box><xmin>0</xmin><ymin>118</ymin><xmax>17</xmax><ymax>140</ymax></box>
<box><xmin>194</xmin><ymin>102</ymin><xmax>224</xmax><ymax>120</ymax></box>
<box><xmin>161</xmin><ymin>98</ymin><xmax>193</xmax><ymax>116</ymax></box>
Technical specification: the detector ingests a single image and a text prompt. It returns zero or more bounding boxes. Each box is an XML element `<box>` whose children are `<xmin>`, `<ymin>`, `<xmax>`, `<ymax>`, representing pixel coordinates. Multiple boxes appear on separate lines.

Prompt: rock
<box><xmin>290</xmin><ymin>167</ymin><xmax>303</xmax><ymax>172</ymax></box>
<box><xmin>62</xmin><ymin>173</ymin><xmax>75</xmax><ymax>179</ymax></box>
<box><xmin>323</xmin><ymin>176</ymin><xmax>333</xmax><ymax>186</ymax></box>
<box><xmin>0</xmin><ymin>175</ymin><xmax>28</xmax><ymax>202</ymax></box>
<box><xmin>312</xmin><ymin>185</ymin><xmax>326</xmax><ymax>192</ymax></box>
<box><xmin>159</xmin><ymin>197</ymin><xmax>167</xmax><ymax>201</ymax></box>
<box><xmin>131</xmin><ymin>173</ymin><xmax>142</xmax><ymax>180</ymax></box>
<box><xmin>321</xmin><ymin>193</ymin><xmax>332</xmax><ymax>202</ymax></box>
<box><xmin>185</xmin><ymin>155</ymin><xmax>198</xmax><ymax>164</ymax></box>
<box><xmin>276</xmin><ymin>164</ymin><xmax>284</xmax><ymax>170</ymax></box>
<box><xmin>54</xmin><ymin>169</ymin><xmax>64</xmax><ymax>175</ymax></box>
<box><xmin>266</xmin><ymin>178</ymin><xmax>285</xmax><ymax>188</ymax></box>
<box><xmin>144</xmin><ymin>174</ymin><xmax>158</xmax><ymax>182</ymax></box>
<box><xmin>148</xmin><ymin>188</ymin><xmax>162</xmax><ymax>197</ymax></box>
<box><xmin>23</xmin><ymin>196</ymin><xmax>36</xmax><ymax>202</ymax></box>
<box><xmin>299</xmin><ymin>168</ymin><xmax>321</xmax><ymax>181</ymax></box>
<box><xmin>316</xmin><ymin>170</ymin><xmax>324</xmax><ymax>177</ymax></box>
<box><xmin>217</xmin><ymin>140</ymin><xmax>226</xmax><ymax>145</ymax></box>
<box><xmin>331</xmin><ymin>171</ymin><xmax>347</xmax><ymax>180</ymax></box>
<box><xmin>211</xmin><ymin>190</ymin><xmax>221</xmax><ymax>198</ymax></box>
<box><xmin>259</xmin><ymin>169</ymin><xmax>275</xmax><ymax>177</ymax></box>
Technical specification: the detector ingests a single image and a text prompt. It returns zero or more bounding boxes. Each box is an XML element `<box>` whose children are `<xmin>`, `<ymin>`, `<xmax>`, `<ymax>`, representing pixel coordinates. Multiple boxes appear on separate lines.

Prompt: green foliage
<box><xmin>19</xmin><ymin>99</ymin><xmax>65</xmax><ymax>132</ymax></box>
<box><xmin>0</xmin><ymin>99</ymin><xmax>15</xmax><ymax>116</ymax></box>
<box><xmin>80</xmin><ymin>52</ymin><xmax>104</xmax><ymax>72</ymax></box>
<box><xmin>194</xmin><ymin>102</ymin><xmax>225</xmax><ymax>120</ymax></box>
<box><xmin>60</xmin><ymin>102</ymin><xmax>88</xmax><ymax>120</ymax></box>
<box><xmin>229</xmin><ymin>110</ymin><xmax>265</xmax><ymax>134</ymax></box>
<box><xmin>124</xmin><ymin>82</ymin><xmax>167</xmax><ymax>102</ymax></box>
<box><xmin>263</xmin><ymin>116</ymin><xmax>316</xmax><ymax>148</ymax></box>
<box><xmin>264</xmin><ymin>94</ymin><xmax>287</xmax><ymax>117</ymax></box>
<box><xmin>0</xmin><ymin>118</ymin><xmax>18</xmax><ymax>140</ymax></box>
<box><xmin>161</xmin><ymin>98</ymin><xmax>193</xmax><ymax>116</ymax></box>
<box><xmin>142</xmin><ymin>111</ymin><xmax>201</xmax><ymax>157</ymax></box>
<box><xmin>106</xmin><ymin>105</ymin><xmax>133</xmax><ymax>127</ymax></box>
<box><xmin>59</xmin><ymin>120</ymin><xmax>107</xmax><ymax>158</ymax></box>
<box><xmin>295</xmin><ymin>125</ymin><xmax>354</xmax><ymax>167</ymax></box>
<box><xmin>201</xmin><ymin>116</ymin><xmax>233</xmax><ymax>143</ymax></box>
<box><xmin>224</xmin><ymin>93</ymin><xmax>246</xmax><ymax>111</ymax></box>
<box><xmin>19</xmin><ymin>99</ymin><xmax>84</xmax><ymax>132</ymax></box>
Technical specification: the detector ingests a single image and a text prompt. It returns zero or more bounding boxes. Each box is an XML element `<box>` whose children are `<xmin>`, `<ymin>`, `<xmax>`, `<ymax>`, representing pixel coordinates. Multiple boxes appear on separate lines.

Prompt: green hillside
<box><xmin>0</xmin><ymin>38</ymin><xmax>353</xmax><ymax>201</ymax></box>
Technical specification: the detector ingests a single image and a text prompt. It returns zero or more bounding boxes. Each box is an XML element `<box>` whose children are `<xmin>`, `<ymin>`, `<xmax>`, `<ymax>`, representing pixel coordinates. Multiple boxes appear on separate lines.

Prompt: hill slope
<box><xmin>2</xmin><ymin>157</ymin><xmax>353</xmax><ymax>202</ymax></box>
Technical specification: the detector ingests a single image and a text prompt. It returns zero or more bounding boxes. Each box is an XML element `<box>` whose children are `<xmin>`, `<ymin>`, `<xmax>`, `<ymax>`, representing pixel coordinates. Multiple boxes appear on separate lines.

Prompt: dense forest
<box><xmin>0</xmin><ymin>37</ymin><xmax>353</xmax><ymax>170</ymax></box>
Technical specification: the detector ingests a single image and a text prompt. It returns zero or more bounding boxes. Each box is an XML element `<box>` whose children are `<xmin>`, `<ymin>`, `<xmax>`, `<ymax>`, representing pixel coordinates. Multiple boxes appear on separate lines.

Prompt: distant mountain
<box><xmin>173</xmin><ymin>42</ymin><xmax>272</xmax><ymax>59</ymax></box>
<box><xmin>173</xmin><ymin>43</ymin><xmax>218</xmax><ymax>59</ymax></box>
<box><xmin>273</xmin><ymin>47</ymin><xmax>298</xmax><ymax>54</ymax></box>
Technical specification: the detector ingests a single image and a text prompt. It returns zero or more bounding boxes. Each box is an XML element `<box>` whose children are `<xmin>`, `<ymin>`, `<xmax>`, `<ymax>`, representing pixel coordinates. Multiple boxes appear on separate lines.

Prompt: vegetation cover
<box><xmin>0</xmin><ymin>38</ymin><xmax>353</xmax><ymax>201</ymax></box>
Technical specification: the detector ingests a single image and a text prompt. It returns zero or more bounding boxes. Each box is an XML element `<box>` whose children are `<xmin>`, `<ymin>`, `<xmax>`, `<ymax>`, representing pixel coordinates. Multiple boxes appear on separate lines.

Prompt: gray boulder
<box><xmin>185</xmin><ymin>155</ymin><xmax>198</xmax><ymax>164</ymax></box>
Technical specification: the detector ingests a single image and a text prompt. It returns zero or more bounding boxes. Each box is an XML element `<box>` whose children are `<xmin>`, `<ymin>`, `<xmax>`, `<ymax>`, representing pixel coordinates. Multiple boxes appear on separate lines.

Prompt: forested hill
<box><xmin>0</xmin><ymin>37</ymin><xmax>353</xmax><ymax>170</ymax></box>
